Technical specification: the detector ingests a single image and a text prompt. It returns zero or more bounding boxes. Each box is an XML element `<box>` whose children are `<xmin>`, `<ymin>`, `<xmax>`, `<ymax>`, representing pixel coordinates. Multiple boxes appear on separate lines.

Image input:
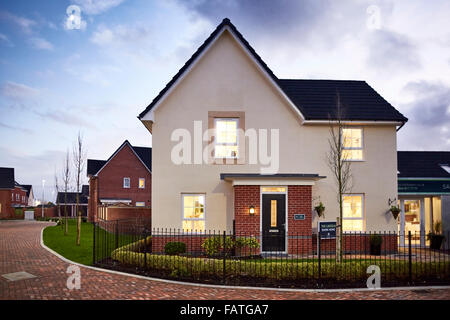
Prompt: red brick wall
<box><xmin>97</xmin><ymin>144</ymin><xmax>151</xmax><ymax>207</ymax></box>
<box><xmin>99</xmin><ymin>206</ymin><xmax>151</xmax><ymax>222</ymax></box>
<box><xmin>287</xmin><ymin>185</ymin><xmax>313</xmax><ymax>254</ymax></box>
<box><xmin>0</xmin><ymin>190</ymin><xmax>13</xmax><ymax>219</ymax></box>
<box><xmin>88</xmin><ymin>177</ymin><xmax>98</xmax><ymax>222</ymax></box>
<box><xmin>152</xmin><ymin>235</ymin><xmax>207</xmax><ymax>254</ymax></box>
<box><xmin>33</xmin><ymin>207</ymin><xmax>58</xmax><ymax>218</ymax></box>
<box><xmin>313</xmin><ymin>234</ymin><xmax>398</xmax><ymax>254</ymax></box>
<box><xmin>11</xmin><ymin>187</ymin><xmax>28</xmax><ymax>207</ymax></box>
<box><xmin>234</xmin><ymin>185</ymin><xmax>260</xmax><ymax>236</ymax></box>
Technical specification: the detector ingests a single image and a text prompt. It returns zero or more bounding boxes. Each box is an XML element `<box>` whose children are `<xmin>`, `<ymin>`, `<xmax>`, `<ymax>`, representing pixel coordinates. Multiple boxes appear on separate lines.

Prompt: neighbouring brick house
<box><xmin>138</xmin><ymin>19</ymin><xmax>408</xmax><ymax>254</ymax></box>
<box><xmin>56</xmin><ymin>185</ymin><xmax>89</xmax><ymax>218</ymax></box>
<box><xmin>87</xmin><ymin>140</ymin><xmax>151</xmax><ymax>222</ymax></box>
<box><xmin>0</xmin><ymin>167</ymin><xmax>30</xmax><ymax>219</ymax></box>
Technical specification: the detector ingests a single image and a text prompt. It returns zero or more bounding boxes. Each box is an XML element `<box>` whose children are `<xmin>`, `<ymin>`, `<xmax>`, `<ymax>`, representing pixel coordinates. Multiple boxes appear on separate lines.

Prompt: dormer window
<box><xmin>342</xmin><ymin>128</ymin><xmax>363</xmax><ymax>161</ymax></box>
<box><xmin>214</xmin><ymin>118</ymin><xmax>239</xmax><ymax>159</ymax></box>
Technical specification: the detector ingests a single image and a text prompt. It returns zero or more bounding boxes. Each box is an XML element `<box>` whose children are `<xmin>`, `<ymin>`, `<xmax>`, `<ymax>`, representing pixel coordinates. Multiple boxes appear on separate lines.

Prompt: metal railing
<box><xmin>92</xmin><ymin>219</ymin><xmax>450</xmax><ymax>289</ymax></box>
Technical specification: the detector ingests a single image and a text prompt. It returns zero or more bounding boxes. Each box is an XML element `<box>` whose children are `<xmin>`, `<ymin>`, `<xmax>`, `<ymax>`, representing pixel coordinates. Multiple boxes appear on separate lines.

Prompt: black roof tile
<box><xmin>398</xmin><ymin>151</ymin><xmax>450</xmax><ymax>178</ymax></box>
<box><xmin>56</xmin><ymin>191</ymin><xmax>88</xmax><ymax>204</ymax></box>
<box><xmin>0</xmin><ymin>167</ymin><xmax>15</xmax><ymax>189</ymax></box>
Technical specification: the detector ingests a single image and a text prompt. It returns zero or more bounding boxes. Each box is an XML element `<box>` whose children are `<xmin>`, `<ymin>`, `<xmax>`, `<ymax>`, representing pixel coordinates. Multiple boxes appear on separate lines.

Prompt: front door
<box><xmin>262</xmin><ymin>194</ymin><xmax>286</xmax><ymax>252</ymax></box>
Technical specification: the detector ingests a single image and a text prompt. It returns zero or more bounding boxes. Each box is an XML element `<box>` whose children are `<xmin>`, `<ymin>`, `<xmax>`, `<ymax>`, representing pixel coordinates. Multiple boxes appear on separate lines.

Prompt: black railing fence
<box><xmin>93</xmin><ymin>219</ymin><xmax>450</xmax><ymax>289</ymax></box>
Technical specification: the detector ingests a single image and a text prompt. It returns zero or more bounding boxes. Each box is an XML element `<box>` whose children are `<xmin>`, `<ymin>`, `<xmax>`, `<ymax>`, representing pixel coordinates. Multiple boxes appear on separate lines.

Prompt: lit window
<box><xmin>182</xmin><ymin>194</ymin><xmax>205</xmax><ymax>232</ymax></box>
<box><xmin>271</xmin><ymin>200</ymin><xmax>277</xmax><ymax>227</ymax></box>
<box><xmin>261</xmin><ymin>187</ymin><xmax>286</xmax><ymax>193</ymax></box>
<box><xmin>123</xmin><ymin>177</ymin><xmax>130</xmax><ymax>188</ymax></box>
<box><xmin>214</xmin><ymin>118</ymin><xmax>238</xmax><ymax>159</ymax></box>
<box><xmin>136</xmin><ymin>202</ymin><xmax>145</xmax><ymax>207</ymax></box>
<box><xmin>342</xmin><ymin>128</ymin><xmax>363</xmax><ymax>161</ymax></box>
<box><xmin>342</xmin><ymin>195</ymin><xmax>364</xmax><ymax>232</ymax></box>
<box><xmin>138</xmin><ymin>178</ymin><xmax>145</xmax><ymax>189</ymax></box>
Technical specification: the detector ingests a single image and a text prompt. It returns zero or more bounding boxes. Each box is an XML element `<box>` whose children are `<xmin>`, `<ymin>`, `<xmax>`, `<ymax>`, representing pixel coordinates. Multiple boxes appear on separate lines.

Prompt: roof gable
<box><xmin>87</xmin><ymin>140</ymin><xmax>152</xmax><ymax>177</ymax></box>
<box><xmin>138</xmin><ymin>18</ymin><xmax>304</xmax><ymax>122</ymax></box>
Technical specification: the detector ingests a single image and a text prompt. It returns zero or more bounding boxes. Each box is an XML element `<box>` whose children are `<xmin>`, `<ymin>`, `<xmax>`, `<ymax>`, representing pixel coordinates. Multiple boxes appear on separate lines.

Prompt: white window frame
<box><xmin>214</xmin><ymin>118</ymin><xmax>239</xmax><ymax>159</ymax></box>
<box><xmin>138</xmin><ymin>178</ymin><xmax>145</xmax><ymax>189</ymax></box>
<box><xmin>123</xmin><ymin>177</ymin><xmax>130</xmax><ymax>189</ymax></box>
<box><xmin>16</xmin><ymin>194</ymin><xmax>19</xmax><ymax>201</ymax></box>
<box><xmin>341</xmin><ymin>127</ymin><xmax>364</xmax><ymax>161</ymax></box>
<box><xmin>181</xmin><ymin>193</ymin><xmax>206</xmax><ymax>233</ymax></box>
<box><xmin>342</xmin><ymin>193</ymin><xmax>365</xmax><ymax>233</ymax></box>
<box><xmin>11</xmin><ymin>193</ymin><xmax>14</xmax><ymax>201</ymax></box>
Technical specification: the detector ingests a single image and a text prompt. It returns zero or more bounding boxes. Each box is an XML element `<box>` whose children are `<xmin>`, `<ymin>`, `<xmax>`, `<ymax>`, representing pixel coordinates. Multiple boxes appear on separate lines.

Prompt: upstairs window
<box><xmin>214</xmin><ymin>118</ymin><xmax>238</xmax><ymax>159</ymax></box>
<box><xmin>123</xmin><ymin>177</ymin><xmax>130</xmax><ymax>189</ymax></box>
<box><xmin>182</xmin><ymin>194</ymin><xmax>205</xmax><ymax>232</ymax></box>
<box><xmin>342</xmin><ymin>128</ymin><xmax>363</xmax><ymax>161</ymax></box>
<box><xmin>136</xmin><ymin>202</ymin><xmax>145</xmax><ymax>207</ymax></box>
<box><xmin>16</xmin><ymin>194</ymin><xmax>19</xmax><ymax>201</ymax></box>
<box><xmin>139</xmin><ymin>178</ymin><xmax>145</xmax><ymax>189</ymax></box>
<box><xmin>11</xmin><ymin>193</ymin><xmax>14</xmax><ymax>201</ymax></box>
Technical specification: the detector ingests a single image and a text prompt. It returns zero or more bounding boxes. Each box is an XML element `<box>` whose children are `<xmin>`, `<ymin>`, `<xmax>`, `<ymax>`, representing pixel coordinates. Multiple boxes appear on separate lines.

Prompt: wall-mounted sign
<box><xmin>398</xmin><ymin>179</ymin><xmax>450</xmax><ymax>194</ymax></box>
<box><xmin>294</xmin><ymin>214</ymin><xmax>305</xmax><ymax>220</ymax></box>
<box><xmin>318</xmin><ymin>221</ymin><xmax>336</xmax><ymax>239</ymax></box>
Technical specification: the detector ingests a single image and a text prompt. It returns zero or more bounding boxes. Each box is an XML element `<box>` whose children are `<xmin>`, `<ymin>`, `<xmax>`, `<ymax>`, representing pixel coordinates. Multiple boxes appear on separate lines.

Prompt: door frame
<box><xmin>399</xmin><ymin>197</ymin><xmax>426</xmax><ymax>247</ymax></box>
<box><xmin>260</xmin><ymin>186</ymin><xmax>288</xmax><ymax>254</ymax></box>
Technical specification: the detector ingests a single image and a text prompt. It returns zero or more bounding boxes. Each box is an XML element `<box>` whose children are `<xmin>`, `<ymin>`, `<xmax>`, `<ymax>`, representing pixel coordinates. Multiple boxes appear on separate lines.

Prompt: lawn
<box><xmin>43</xmin><ymin>219</ymin><xmax>95</xmax><ymax>265</ymax></box>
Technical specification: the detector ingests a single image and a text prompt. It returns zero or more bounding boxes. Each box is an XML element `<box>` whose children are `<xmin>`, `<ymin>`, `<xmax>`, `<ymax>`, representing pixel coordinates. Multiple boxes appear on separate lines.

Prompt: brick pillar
<box><xmin>234</xmin><ymin>185</ymin><xmax>260</xmax><ymax>236</ymax></box>
<box><xmin>88</xmin><ymin>177</ymin><xmax>99</xmax><ymax>222</ymax></box>
<box><xmin>287</xmin><ymin>185</ymin><xmax>313</xmax><ymax>254</ymax></box>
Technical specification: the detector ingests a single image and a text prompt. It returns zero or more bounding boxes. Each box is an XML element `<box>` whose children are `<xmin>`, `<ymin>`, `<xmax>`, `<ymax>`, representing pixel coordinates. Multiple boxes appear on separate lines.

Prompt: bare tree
<box><xmin>326</xmin><ymin>92</ymin><xmax>353</xmax><ymax>262</ymax></box>
<box><xmin>62</xmin><ymin>150</ymin><xmax>71</xmax><ymax>235</ymax></box>
<box><xmin>73</xmin><ymin>131</ymin><xmax>86</xmax><ymax>246</ymax></box>
<box><xmin>54</xmin><ymin>168</ymin><xmax>61</xmax><ymax>228</ymax></box>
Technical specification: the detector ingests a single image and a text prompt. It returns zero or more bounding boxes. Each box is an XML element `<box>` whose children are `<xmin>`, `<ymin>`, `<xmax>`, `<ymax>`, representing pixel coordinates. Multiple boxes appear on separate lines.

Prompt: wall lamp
<box><xmin>249</xmin><ymin>205</ymin><xmax>255</xmax><ymax>216</ymax></box>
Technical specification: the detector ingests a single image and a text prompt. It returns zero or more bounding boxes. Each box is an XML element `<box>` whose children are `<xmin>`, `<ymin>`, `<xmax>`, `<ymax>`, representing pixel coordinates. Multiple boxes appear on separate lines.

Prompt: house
<box><xmin>56</xmin><ymin>185</ymin><xmax>89</xmax><ymax>218</ymax></box>
<box><xmin>0</xmin><ymin>167</ymin><xmax>30</xmax><ymax>219</ymax></box>
<box><xmin>22</xmin><ymin>185</ymin><xmax>35</xmax><ymax>207</ymax></box>
<box><xmin>398</xmin><ymin>151</ymin><xmax>450</xmax><ymax>246</ymax></box>
<box><xmin>138</xmin><ymin>18</ymin><xmax>407</xmax><ymax>254</ymax></box>
<box><xmin>87</xmin><ymin>140</ymin><xmax>152</xmax><ymax>222</ymax></box>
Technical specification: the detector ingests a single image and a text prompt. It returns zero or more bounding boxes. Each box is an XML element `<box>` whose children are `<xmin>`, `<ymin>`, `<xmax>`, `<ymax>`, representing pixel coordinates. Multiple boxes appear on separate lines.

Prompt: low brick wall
<box><xmin>33</xmin><ymin>207</ymin><xmax>58</xmax><ymax>219</ymax></box>
<box><xmin>152</xmin><ymin>234</ymin><xmax>208</xmax><ymax>254</ymax></box>
<box><xmin>97</xmin><ymin>206</ymin><xmax>151</xmax><ymax>222</ymax></box>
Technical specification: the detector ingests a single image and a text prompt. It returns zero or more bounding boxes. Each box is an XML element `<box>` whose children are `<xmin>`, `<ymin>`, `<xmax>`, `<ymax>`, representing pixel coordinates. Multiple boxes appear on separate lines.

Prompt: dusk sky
<box><xmin>1</xmin><ymin>0</ymin><xmax>449</xmax><ymax>201</ymax></box>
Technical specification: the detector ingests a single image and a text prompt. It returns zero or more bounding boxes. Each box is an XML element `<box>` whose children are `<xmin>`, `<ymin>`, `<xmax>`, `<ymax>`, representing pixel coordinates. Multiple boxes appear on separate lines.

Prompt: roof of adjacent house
<box><xmin>138</xmin><ymin>18</ymin><xmax>407</xmax><ymax>123</ymax></box>
<box><xmin>56</xmin><ymin>185</ymin><xmax>89</xmax><ymax>204</ymax></box>
<box><xmin>398</xmin><ymin>151</ymin><xmax>450</xmax><ymax>178</ymax></box>
<box><xmin>87</xmin><ymin>140</ymin><xmax>152</xmax><ymax>176</ymax></box>
<box><xmin>0</xmin><ymin>167</ymin><xmax>15</xmax><ymax>189</ymax></box>
<box><xmin>21</xmin><ymin>184</ymin><xmax>32</xmax><ymax>196</ymax></box>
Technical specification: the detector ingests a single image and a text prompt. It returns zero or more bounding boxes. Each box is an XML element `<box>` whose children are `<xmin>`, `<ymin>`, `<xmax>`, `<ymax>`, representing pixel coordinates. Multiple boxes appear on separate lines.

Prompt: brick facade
<box><xmin>287</xmin><ymin>185</ymin><xmax>313</xmax><ymax>254</ymax></box>
<box><xmin>88</xmin><ymin>144</ymin><xmax>151</xmax><ymax>222</ymax></box>
<box><xmin>0</xmin><ymin>187</ymin><xmax>29</xmax><ymax>219</ymax></box>
<box><xmin>234</xmin><ymin>185</ymin><xmax>260</xmax><ymax>236</ymax></box>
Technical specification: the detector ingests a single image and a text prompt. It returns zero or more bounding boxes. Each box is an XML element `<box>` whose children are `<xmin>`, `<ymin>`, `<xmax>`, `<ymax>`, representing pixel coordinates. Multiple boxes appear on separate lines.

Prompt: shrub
<box><xmin>201</xmin><ymin>236</ymin><xmax>234</xmax><ymax>256</ymax></box>
<box><xmin>164</xmin><ymin>242</ymin><xmax>186</xmax><ymax>255</ymax></box>
<box><xmin>369</xmin><ymin>234</ymin><xmax>383</xmax><ymax>246</ymax></box>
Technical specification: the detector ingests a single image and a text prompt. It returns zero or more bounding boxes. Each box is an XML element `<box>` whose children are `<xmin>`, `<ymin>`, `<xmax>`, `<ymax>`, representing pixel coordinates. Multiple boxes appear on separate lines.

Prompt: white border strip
<box><xmin>40</xmin><ymin>223</ymin><xmax>450</xmax><ymax>294</ymax></box>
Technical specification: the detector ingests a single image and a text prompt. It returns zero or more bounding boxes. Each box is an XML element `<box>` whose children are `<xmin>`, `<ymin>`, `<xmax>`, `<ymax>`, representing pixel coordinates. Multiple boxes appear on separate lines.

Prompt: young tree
<box><xmin>326</xmin><ymin>93</ymin><xmax>353</xmax><ymax>262</ymax></box>
<box><xmin>62</xmin><ymin>150</ymin><xmax>71</xmax><ymax>235</ymax></box>
<box><xmin>73</xmin><ymin>131</ymin><xmax>86</xmax><ymax>246</ymax></box>
<box><xmin>54</xmin><ymin>168</ymin><xmax>61</xmax><ymax>229</ymax></box>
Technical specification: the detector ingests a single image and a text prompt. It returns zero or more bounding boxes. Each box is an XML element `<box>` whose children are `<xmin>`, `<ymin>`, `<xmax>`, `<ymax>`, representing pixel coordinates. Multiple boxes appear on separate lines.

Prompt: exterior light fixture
<box><xmin>249</xmin><ymin>205</ymin><xmax>255</xmax><ymax>215</ymax></box>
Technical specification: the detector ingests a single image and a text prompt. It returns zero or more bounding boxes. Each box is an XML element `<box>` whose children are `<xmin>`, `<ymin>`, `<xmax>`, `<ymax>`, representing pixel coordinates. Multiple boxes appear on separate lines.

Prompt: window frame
<box><xmin>123</xmin><ymin>177</ymin><xmax>131</xmax><ymax>189</ymax></box>
<box><xmin>214</xmin><ymin>117</ymin><xmax>240</xmax><ymax>160</ymax></box>
<box><xmin>341</xmin><ymin>127</ymin><xmax>364</xmax><ymax>162</ymax></box>
<box><xmin>342</xmin><ymin>193</ymin><xmax>365</xmax><ymax>233</ymax></box>
<box><xmin>138</xmin><ymin>178</ymin><xmax>145</xmax><ymax>189</ymax></box>
<box><xmin>181</xmin><ymin>193</ymin><xmax>206</xmax><ymax>233</ymax></box>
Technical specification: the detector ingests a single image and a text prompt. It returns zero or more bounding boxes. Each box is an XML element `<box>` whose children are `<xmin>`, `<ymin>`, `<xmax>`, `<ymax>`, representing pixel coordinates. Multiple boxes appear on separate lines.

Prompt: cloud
<box><xmin>398</xmin><ymin>81</ymin><xmax>450</xmax><ymax>150</ymax></box>
<box><xmin>33</xmin><ymin>108</ymin><xmax>95</xmax><ymax>129</ymax></box>
<box><xmin>72</xmin><ymin>0</ymin><xmax>125</xmax><ymax>15</ymax></box>
<box><xmin>28</xmin><ymin>37</ymin><xmax>54</xmax><ymax>51</ymax></box>
<box><xmin>1</xmin><ymin>81</ymin><xmax>40</xmax><ymax>100</ymax></box>
<box><xmin>90</xmin><ymin>23</ymin><xmax>152</xmax><ymax>47</ymax></box>
<box><xmin>0</xmin><ymin>11</ymin><xmax>37</xmax><ymax>34</ymax></box>
<box><xmin>366</xmin><ymin>29</ymin><xmax>421</xmax><ymax>72</ymax></box>
<box><xmin>0</xmin><ymin>121</ymin><xmax>33</xmax><ymax>134</ymax></box>
<box><xmin>0</xmin><ymin>33</ymin><xmax>14</xmax><ymax>47</ymax></box>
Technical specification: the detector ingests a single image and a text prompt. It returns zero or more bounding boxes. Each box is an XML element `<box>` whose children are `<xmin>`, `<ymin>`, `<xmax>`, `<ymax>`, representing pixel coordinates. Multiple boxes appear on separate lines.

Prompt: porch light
<box><xmin>249</xmin><ymin>205</ymin><xmax>255</xmax><ymax>215</ymax></box>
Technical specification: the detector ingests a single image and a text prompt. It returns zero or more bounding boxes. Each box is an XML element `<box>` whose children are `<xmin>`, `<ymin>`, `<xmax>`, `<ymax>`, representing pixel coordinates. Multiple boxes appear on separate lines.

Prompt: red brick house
<box><xmin>87</xmin><ymin>140</ymin><xmax>151</xmax><ymax>222</ymax></box>
<box><xmin>0</xmin><ymin>167</ymin><xmax>30</xmax><ymax>219</ymax></box>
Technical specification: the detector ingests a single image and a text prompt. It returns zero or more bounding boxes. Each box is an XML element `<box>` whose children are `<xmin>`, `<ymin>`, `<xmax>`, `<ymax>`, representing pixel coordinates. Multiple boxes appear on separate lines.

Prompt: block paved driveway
<box><xmin>1</xmin><ymin>220</ymin><xmax>449</xmax><ymax>300</ymax></box>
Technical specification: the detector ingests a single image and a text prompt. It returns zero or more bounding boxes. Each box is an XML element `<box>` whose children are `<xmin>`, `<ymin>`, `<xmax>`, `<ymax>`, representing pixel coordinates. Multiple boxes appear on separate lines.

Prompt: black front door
<box><xmin>262</xmin><ymin>194</ymin><xmax>286</xmax><ymax>252</ymax></box>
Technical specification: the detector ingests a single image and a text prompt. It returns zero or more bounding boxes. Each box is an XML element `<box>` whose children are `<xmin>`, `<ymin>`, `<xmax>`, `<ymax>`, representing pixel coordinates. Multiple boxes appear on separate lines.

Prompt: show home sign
<box><xmin>318</xmin><ymin>221</ymin><xmax>336</xmax><ymax>239</ymax></box>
